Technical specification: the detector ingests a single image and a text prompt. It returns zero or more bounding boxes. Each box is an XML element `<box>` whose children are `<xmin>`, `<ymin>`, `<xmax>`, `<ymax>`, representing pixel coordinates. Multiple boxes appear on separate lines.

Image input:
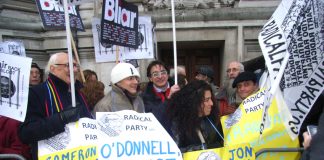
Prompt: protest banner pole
<box><xmin>116</xmin><ymin>46</ymin><xmax>119</xmax><ymax>64</ymax></box>
<box><xmin>63</xmin><ymin>0</ymin><xmax>76</xmax><ymax>107</ymax></box>
<box><xmin>70</xmin><ymin>31</ymin><xmax>86</xmax><ymax>83</ymax></box>
<box><xmin>171</xmin><ymin>0</ymin><xmax>178</xmax><ymax>84</ymax></box>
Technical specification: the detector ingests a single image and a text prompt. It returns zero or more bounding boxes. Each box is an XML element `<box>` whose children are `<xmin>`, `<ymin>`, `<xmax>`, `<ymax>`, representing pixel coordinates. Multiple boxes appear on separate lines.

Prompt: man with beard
<box><xmin>217</xmin><ymin>61</ymin><xmax>244</xmax><ymax>116</ymax></box>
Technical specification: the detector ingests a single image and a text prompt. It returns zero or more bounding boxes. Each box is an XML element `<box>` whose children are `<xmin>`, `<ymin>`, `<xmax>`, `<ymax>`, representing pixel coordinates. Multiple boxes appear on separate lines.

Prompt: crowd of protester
<box><xmin>1</xmin><ymin>53</ymin><xmax>323</xmax><ymax>159</ymax></box>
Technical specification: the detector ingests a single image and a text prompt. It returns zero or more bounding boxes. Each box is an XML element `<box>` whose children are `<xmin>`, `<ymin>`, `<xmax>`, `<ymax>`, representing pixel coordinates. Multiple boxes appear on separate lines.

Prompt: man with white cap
<box><xmin>93</xmin><ymin>63</ymin><xmax>145</xmax><ymax>113</ymax></box>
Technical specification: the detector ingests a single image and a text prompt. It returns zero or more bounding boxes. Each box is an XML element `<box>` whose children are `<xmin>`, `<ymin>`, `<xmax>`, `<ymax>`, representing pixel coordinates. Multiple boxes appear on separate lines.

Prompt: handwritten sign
<box><xmin>0</xmin><ymin>54</ymin><xmax>31</xmax><ymax>121</ymax></box>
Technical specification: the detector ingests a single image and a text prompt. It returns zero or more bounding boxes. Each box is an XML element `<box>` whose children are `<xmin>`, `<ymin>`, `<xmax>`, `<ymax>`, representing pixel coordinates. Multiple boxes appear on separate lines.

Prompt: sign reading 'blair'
<box><xmin>101</xmin><ymin>0</ymin><xmax>139</xmax><ymax>49</ymax></box>
<box><xmin>35</xmin><ymin>0</ymin><xmax>85</xmax><ymax>31</ymax></box>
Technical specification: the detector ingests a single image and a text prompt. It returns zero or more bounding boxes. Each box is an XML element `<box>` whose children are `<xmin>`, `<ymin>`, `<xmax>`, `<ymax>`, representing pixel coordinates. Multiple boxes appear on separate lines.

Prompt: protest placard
<box><xmin>258</xmin><ymin>0</ymin><xmax>324</xmax><ymax>139</ymax></box>
<box><xmin>0</xmin><ymin>54</ymin><xmax>31</xmax><ymax>122</ymax></box>
<box><xmin>38</xmin><ymin>110</ymin><xmax>182</xmax><ymax>160</ymax></box>
<box><xmin>100</xmin><ymin>0</ymin><xmax>139</xmax><ymax>49</ymax></box>
<box><xmin>93</xmin><ymin>16</ymin><xmax>154</xmax><ymax>62</ymax></box>
<box><xmin>221</xmin><ymin>89</ymin><xmax>300</xmax><ymax>160</ymax></box>
<box><xmin>35</xmin><ymin>0</ymin><xmax>85</xmax><ymax>31</ymax></box>
<box><xmin>183</xmin><ymin>144</ymin><xmax>255</xmax><ymax>160</ymax></box>
<box><xmin>0</xmin><ymin>40</ymin><xmax>26</xmax><ymax>57</ymax></box>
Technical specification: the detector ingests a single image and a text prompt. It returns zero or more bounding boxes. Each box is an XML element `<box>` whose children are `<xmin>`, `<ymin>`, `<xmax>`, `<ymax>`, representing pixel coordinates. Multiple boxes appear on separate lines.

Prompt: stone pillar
<box><xmin>237</xmin><ymin>25</ymin><xmax>243</xmax><ymax>61</ymax></box>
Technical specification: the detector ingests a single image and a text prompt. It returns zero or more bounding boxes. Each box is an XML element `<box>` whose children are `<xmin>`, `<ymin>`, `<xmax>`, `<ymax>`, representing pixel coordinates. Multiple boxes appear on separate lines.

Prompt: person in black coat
<box><xmin>301</xmin><ymin>93</ymin><xmax>324</xmax><ymax>160</ymax></box>
<box><xmin>19</xmin><ymin>52</ymin><xmax>92</xmax><ymax>159</ymax></box>
<box><xmin>141</xmin><ymin>60</ymin><xmax>180</xmax><ymax>134</ymax></box>
<box><xmin>167</xmin><ymin>80</ymin><xmax>223</xmax><ymax>152</ymax></box>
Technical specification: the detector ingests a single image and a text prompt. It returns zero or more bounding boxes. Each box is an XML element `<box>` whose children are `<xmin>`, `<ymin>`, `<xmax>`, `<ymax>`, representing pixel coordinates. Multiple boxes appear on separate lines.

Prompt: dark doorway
<box><xmin>158</xmin><ymin>41</ymin><xmax>223</xmax><ymax>86</ymax></box>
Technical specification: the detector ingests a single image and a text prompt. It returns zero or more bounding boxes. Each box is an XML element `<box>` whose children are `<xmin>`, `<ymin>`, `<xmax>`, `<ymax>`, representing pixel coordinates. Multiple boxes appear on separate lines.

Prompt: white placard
<box><xmin>92</xmin><ymin>16</ymin><xmax>154</xmax><ymax>63</ymax></box>
<box><xmin>0</xmin><ymin>54</ymin><xmax>31</xmax><ymax>121</ymax></box>
<box><xmin>258</xmin><ymin>0</ymin><xmax>324</xmax><ymax>139</ymax></box>
<box><xmin>0</xmin><ymin>40</ymin><xmax>26</xmax><ymax>57</ymax></box>
<box><xmin>38</xmin><ymin>110</ymin><xmax>183</xmax><ymax>160</ymax></box>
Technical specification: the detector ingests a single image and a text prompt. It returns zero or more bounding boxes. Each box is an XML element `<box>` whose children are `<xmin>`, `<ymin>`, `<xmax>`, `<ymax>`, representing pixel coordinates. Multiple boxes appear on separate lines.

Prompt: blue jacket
<box><xmin>19</xmin><ymin>73</ymin><xmax>92</xmax><ymax>160</ymax></box>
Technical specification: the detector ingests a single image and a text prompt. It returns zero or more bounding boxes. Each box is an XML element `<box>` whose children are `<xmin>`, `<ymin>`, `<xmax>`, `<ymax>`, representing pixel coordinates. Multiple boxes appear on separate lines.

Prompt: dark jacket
<box><xmin>301</xmin><ymin>106</ymin><xmax>324</xmax><ymax>160</ymax></box>
<box><xmin>18</xmin><ymin>73</ymin><xmax>92</xmax><ymax>160</ymax></box>
<box><xmin>141</xmin><ymin>81</ymin><xmax>173</xmax><ymax>134</ymax></box>
<box><xmin>172</xmin><ymin>116</ymin><xmax>223</xmax><ymax>152</ymax></box>
<box><xmin>0</xmin><ymin>116</ymin><xmax>31</xmax><ymax>159</ymax></box>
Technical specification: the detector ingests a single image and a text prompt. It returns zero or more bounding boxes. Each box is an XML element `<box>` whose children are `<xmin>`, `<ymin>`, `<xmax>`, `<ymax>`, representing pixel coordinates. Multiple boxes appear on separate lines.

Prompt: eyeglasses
<box><xmin>151</xmin><ymin>70</ymin><xmax>168</xmax><ymax>78</ymax></box>
<box><xmin>54</xmin><ymin>63</ymin><xmax>80</xmax><ymax>68</ymax></box>
<box><xmin>226</xmin><ymin>68</ymin><xmax>239</xmax><ymax>73</ymax></box>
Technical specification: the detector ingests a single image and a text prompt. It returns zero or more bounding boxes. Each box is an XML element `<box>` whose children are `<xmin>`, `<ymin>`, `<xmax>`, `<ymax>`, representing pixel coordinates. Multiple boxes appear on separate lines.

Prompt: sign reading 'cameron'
<box><xmin>100</xmin><ymin>0</ymin><xmax>139</xmax><ymax>48</ymax></box>
<box><xmin>35</xmin><ymin>0</ymin><xmax>85</xmax><ymax>31</ymax></box>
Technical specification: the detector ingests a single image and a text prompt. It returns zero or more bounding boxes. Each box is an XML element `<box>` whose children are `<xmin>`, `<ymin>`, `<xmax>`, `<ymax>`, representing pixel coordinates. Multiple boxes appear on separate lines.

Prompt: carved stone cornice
<box><xmin>146</xmin><ymin>7</ymin><xmax>276</xmax><ymax>23</ymax></box>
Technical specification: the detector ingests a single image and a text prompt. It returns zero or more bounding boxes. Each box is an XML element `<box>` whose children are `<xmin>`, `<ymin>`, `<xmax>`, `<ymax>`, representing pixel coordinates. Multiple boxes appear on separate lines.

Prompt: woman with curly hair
<box><xmin>168</xmin><ymin>80</ymin><xmax>223</xmax><ymax>152</ymax></box>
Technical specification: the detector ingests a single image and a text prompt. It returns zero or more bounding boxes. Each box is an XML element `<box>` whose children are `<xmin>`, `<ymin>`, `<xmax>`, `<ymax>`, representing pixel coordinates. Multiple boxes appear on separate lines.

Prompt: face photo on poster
<box><xmin>0</xmin><ymin>40</ymin><xmax>26</xmax><ymax>57</ymax></box>
<box><xmin>0</xmin><ymin>54</ymin><xmax>32</xmax><ymax>122</ymax></box>
<box><xmin>92</xmin><ymin>17</ymin><xmax>154</xmax><ymax>63</ymax></box>
<box><xmin>35</xmin><ymin>0</ymin><xmax>85</xmax><ymax>31</ymax></box>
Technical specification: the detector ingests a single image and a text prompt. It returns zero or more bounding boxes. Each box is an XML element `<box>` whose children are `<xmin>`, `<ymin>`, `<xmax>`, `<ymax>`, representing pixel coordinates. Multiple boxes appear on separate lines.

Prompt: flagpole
<box><xmin>171</xmin><ymin>0</ymin><xmax>178</xmax><ymax>85</ymax></box>
<box><xmin>63</xmin><ymin>0</ymin><xmax>76</xmax><ymax>107</ymax></box>
<box><xmin>70</xmin><ymin>31</ymin><xmax>86</xmax><ymax>83</ymax></box>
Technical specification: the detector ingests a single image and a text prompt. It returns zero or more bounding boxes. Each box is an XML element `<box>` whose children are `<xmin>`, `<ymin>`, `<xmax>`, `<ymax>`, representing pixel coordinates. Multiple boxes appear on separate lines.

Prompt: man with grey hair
<box><xmin>217</xmin><ymin>60</ymin><xmax>244</xmax><ymax>116</ymax></box>
<box><xmin>19</xmin><ymin>52</ymin><xmax>92</xmax><ymax>159</ymax></box>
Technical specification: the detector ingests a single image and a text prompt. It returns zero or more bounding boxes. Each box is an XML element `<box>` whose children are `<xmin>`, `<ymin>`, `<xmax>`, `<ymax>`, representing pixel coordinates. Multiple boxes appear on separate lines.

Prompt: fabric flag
<box><xmin>258</xmin><ymin>0</ymin><xmax>324</xmax><ymax>139</ymax></box>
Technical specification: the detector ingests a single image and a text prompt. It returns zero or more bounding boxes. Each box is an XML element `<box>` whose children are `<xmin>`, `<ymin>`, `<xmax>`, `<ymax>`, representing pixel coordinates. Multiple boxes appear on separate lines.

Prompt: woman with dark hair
<box><xmin>168</xmin><ymin>80</ymin><xmax>223</xmax><ymax>152</ymax></box>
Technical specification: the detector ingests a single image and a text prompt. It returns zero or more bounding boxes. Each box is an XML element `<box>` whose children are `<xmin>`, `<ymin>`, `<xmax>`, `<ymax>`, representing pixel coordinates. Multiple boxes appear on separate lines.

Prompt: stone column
<box><xmin>237</xmin><ymin>25</ymin><xmax>243</xmax><ymax>61</ymax></box>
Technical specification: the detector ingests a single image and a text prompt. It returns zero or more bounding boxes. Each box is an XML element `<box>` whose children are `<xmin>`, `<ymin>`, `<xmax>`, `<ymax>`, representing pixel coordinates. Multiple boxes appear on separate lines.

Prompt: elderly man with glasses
<box><xmin>19</xmin><ymin>52</ymin><xmax>92</xmax><ymax>160</ymax></box>
<box><xmin>141</xmin><ymin>60</ymin><xmax>180</xmax><ymax>135</ymax></box>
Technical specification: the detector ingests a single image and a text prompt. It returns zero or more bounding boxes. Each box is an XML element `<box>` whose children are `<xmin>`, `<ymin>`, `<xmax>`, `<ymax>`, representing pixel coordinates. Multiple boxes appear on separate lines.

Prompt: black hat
<box><xmin>232</xmin><ymin>71</ymin><xmax>257</xmax><ymax>88</ymax></box>
<box><xmin>197</xmin><ymin>66</ymin><xmax>214</xmax><ymax>80</ymax></box>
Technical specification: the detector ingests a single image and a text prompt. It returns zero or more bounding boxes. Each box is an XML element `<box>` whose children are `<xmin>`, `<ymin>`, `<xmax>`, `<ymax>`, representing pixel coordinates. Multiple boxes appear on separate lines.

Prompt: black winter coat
<box><xmin>18</xmin><ymin>73</ymin><xmax>92</xmax><ymax>160</ymax></box>
<box><xmin>141</xmin><ymin>81</ymin><xmax>173</xmax><ymax>134</ymax></box>
<box><xmin>301</xmin><ymin>108</ymin><xmax>324</xmax><ymax>160</ymax></box>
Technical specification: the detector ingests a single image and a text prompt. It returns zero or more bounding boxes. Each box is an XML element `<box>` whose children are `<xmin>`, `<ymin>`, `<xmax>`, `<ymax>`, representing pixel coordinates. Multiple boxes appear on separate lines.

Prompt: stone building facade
<box><xmin>0</xmin><ymin>0</ymin><xmax>280</xmax><ymax>88</ymax></box>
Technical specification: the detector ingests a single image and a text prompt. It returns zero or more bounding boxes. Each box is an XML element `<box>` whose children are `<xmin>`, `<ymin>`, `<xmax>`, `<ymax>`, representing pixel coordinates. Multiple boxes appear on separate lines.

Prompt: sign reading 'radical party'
<box><xmin>38</xmin><ymin>110</ymin><xmax>182</xmax><ymax>160</ymax></box>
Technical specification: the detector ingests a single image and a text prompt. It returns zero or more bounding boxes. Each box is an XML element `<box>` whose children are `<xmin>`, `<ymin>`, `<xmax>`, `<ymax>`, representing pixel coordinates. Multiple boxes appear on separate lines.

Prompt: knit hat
<box><xmin>197</xmin><ymin>66</ymin><xmax>214</xmax><ymax>80</ymax></box>
<box><xmin>232</xmin><ymin>71</ymin><xmax>257</xmax><ymax>88</ymax></box>
<box><xmin>111</xmin><ymin>63</ymin><xmax>140</xmax><ymax>84</ymax></box>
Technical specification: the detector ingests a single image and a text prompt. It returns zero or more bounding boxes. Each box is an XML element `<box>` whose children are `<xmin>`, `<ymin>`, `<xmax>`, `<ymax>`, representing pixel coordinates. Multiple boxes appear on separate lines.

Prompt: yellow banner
<box><xmin>221</xmin><ymin>89</ymin><xmax>300</xmax><ymax>160</ymax></box>
<box><xmin>183</xmin><ymin>144</ymin><xmax>255</xmax><ymax>160</ymax></box>
<box><xmin>39</xmin><ymin>145</ymin><xmax>98</xmax><ymax>160</ymax></box>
